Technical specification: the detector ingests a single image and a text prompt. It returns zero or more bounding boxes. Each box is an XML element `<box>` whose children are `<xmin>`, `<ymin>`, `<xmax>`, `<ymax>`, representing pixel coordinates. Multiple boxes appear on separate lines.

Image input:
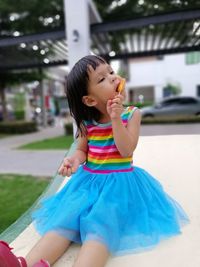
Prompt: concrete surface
<box><xmin>0</xmin><ymin>124</ymin><xmax>66</xmax><ymax>176</ymax></box>
<box><xmin>140</xmin><ymin>123</ymin><xmax>200</xmax><ymax>136</ymax></box>
<box><xmin>9</xmin><ymin>134</ymin><xmax>200</xmax><ymax>267</ymax></box>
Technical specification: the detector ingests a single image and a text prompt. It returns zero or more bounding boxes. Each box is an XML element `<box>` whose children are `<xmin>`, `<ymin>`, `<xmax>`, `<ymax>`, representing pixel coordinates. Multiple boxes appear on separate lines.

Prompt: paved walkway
<box><xmin>0</xmin><ymin>125</ymin><xmax>66</xmax><ymax>177</ymax></box>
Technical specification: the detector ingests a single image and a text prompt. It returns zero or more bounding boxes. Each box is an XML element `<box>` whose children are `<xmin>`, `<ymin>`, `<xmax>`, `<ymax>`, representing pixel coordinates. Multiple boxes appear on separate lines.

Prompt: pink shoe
<box><xmin>0</xmin><ymin>240</ymin><xmax>27</xmax><ymax>267</ymax></box>
<box><xmin>33</xmin><ymin>259</ymin><xmax>50</xmax><ymax>267</ymax></box>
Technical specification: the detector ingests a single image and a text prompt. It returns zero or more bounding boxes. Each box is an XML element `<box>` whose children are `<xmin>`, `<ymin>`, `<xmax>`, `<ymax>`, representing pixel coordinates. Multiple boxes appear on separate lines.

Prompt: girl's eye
<box><xmin>98</xmin><ymin>77</ymin><xmax>105</xmax><ymax>83</ymax></box>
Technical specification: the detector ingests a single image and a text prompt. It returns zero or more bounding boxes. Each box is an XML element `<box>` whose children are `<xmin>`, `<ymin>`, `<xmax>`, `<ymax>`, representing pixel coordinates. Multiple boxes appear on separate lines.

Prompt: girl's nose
<box><xmin>110</xmin><ymin>74</ymin><xmax>117</xmax><ymax>83</ymax></box>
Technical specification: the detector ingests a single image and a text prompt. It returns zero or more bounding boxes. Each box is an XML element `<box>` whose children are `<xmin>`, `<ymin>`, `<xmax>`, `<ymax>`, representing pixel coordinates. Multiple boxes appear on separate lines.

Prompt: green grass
<box><xmin>0</xmin><ymin>134</ymin><xmax>10</xmax><ymax>139</ymax></box>
<box><xmin>19</xmin><ymin>135</ymin><xmax>74</xmax><ymax>150</ymax></box>
<box><xmin>0</xmin><ymin>174</ymin><xmax>50</xmax><ymax>234</ymax></box>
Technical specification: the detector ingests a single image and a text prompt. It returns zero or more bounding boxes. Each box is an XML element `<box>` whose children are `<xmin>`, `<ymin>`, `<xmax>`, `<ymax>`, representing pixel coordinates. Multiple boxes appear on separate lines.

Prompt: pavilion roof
<box><xmin>0</xmin><ymin>9</ymin><xmax>199</xmax><ymax>71</ymax></box>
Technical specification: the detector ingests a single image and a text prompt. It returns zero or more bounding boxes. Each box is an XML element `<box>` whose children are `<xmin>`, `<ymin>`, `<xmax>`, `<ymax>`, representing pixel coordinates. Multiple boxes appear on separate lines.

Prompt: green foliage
<box><xmin>94</xmin><ymin>0</ymin><xmax>199</xmax><ymax>21</ymax></box>
<box><xmin>1</xmin><ymin>0</ymin><xmax>197</xmax><ymax>37</ymax></box>
<box><xmin>64</xmin><ymin>123</ymin><xmax>73</xmax><ymax>136</ymax></box>
<box><xmin>0</xmin><ymin>70</ymin><xmax>45</xmax><ymax>121</ymax></box>
<box><xmin>0</xmin><ymin>70</ymin><xmax>44</xmax><ymax>87</ymax></box>
<box><xmin>13</xmin><ymin>92</ymin><xmax>25</xmax><ymax>120</ymax></box>
<box><xmin>14</xmin><ymin>110</ymin><xmax>25</xmax><ymax>120</ymax></box>
<box><xmin>117</xmin><ymin>68</ymin><xmax>128</xmax><ymax>79</ymax></box>
<box><xmin>0</xmin><ymin>121</ymin><xmax>37</xmax><ymax>133</ymax></box>
<box><xmin>0</xmin><ymin>0</ymin><xmax>64</xmax><ymax>36</ymax></box>
<box><xmin>13</xmin><ymin>92</ymin><xmax>25</xmax><ymax>110</ymax></box>
<box><xmin>165</xmin><ymin>83</ymin><xmax>182</xmax><ymax>95</ymax></box>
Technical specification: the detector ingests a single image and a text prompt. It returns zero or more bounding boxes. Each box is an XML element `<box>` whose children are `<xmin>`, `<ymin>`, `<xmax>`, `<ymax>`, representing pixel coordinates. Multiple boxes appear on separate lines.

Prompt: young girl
<box><xmin>0</xmin><ymin>55</ymin><xmax>189</xmax><ymax>267</ymax></box>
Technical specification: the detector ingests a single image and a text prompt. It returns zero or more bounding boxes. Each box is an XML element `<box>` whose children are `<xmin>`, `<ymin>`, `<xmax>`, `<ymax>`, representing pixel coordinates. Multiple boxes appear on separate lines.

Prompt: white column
<box><xmin>64</xmin><ymin>0</ymin><xmax>90</xmax><ymax>70</ymax></box>
<box><xmin>64</xmin><ymin>0</ymin><xmax>91</xmax><ymax>137</ymax></box>
<box><xmin>24</xmin><ymin>89</ymin><xmax>32</xmax><ymax>121</ymax></box>
<box><xmin>40</xmin><ymin>78</ymin><xmax>47</xmax><ymax>127</ymax></box>
<box><xmin>154</xmin><ymin>85</ymin><xmax>164</xmax><ymax>102</ymax></box>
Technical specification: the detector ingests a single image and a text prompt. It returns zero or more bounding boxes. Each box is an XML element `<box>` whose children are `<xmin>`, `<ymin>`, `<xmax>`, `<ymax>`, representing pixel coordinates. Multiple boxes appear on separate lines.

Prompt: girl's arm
<box><xmin>58</xmin><ymin>134</ymin><xmax>88</xmax><ymax>176</ymax></box>
<box><xmin>112</xmin><ymin>109</ymin><xmax>141</xmax><ymax>157</ymax></box>
<box><xmin>107</xmin><ymin>95</ymin><xmax>141</xmax><ymax>157</ymax></box>
<box><xmin>70</xmin><ymin>135</ymin><xmax>88</xmax><ymax>164</ymax></box>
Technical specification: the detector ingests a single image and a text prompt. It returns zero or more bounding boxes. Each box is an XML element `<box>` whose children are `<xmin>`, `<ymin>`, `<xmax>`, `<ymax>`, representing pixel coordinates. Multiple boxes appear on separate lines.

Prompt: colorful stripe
<box><xmin>88</xmin><ymin>134</ymin><xmax>113</xmax><ymax>141</ymax></box>
<box><xmin>88</xmin><ymin>151</ymin><xmax>122</xmax><ymax>158</ymax></box>
<box><xmin>83</xmin><ymin>165</ymin><xmax>134</xmax><ymax>174</ymax></box>
<box><xmin>87</xmin><ymin>156</ymin><xmax>132</xmax><ymax>164</ymax></box>
<box><xmin>85</xmin><ymin>106</ymin><xmax>137</xmax><ymax>173</ymax></box>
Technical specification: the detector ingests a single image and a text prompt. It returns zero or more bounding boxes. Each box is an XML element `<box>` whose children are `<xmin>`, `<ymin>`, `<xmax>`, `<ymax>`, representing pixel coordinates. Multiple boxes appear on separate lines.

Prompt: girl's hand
<box><xmin>107</xmin><ymin>94</ymin><xmax>124</xmax><ymax>120</ymax></box>
<box><xmin>58</xmin><ymin>157</ymin><xmax>80</xmax><ymax>177</ymax></box>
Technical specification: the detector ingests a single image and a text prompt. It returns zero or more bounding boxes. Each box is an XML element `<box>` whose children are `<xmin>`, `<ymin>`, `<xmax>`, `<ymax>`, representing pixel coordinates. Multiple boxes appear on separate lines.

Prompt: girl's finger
<box><xmin>66</xmin><ymin>169</ymin><xmax>70</xmax><ymax>177</ymax></box>
<box><xmin>63</xmin><ymin>158</ymin><xmax>70</xmax><ymax>165</ymax></box>
<box><xmin>111</xmin><ymin>103</ymin><xmax>122</xmax><ymax>109</ymax></box>
<box><xmin>62</xmin><ymin>166</ymin><xmax>68</xmax><ymax>176</ymax></box>
<box><xmin>71</xmin><ymin>160</ymin><xmax>79</xmax><ymax>173</ymax></box>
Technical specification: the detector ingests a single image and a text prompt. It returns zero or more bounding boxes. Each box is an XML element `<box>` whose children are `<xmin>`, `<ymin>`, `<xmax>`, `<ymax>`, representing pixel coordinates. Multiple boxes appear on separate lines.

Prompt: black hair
<box><xmin>65</xmin><ymin>55</ymin><xmax>107</xmax><ymax>136</ymax></box>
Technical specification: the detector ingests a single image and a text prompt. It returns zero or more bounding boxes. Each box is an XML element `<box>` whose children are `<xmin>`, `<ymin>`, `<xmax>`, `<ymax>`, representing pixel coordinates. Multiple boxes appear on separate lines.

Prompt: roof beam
<box><xmin>91</xmin><ymin>9</ymin><xmax>200</xmax><ymax>33</ymax></box>
<box><xmin>101</xmin><ymin>45</ymin><xmax>200</xmax><ymax>60</ymax></box>
<box><xmin>0</xmin><ymin>30</ymin><xmax>65</xmax><ymax>47</ymax></box>
<box><xmin>0</xmin><ymin>60</ymin><xmax>68</xmax><ymax>71</ymax></box>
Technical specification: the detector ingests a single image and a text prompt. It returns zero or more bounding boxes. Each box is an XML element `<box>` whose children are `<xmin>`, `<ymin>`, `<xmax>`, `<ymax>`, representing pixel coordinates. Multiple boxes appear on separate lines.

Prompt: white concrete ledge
<box><xmin>12</xmin><ymin>135</ymin><xmax>200</xmax><ymax>267</ymax></box>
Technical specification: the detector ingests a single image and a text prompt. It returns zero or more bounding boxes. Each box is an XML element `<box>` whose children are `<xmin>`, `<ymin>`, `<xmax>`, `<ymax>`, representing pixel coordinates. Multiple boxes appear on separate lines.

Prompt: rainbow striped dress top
<box><xmin>83</xmin><ymin>106</ymin><xmax>137</xmax><ymax>173</ymax></box>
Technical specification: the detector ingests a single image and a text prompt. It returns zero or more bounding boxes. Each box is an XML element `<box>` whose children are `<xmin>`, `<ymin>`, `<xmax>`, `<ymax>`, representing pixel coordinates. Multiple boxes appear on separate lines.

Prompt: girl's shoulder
<box><xmin>122</xmin><ymin>106</ymin><xmax>139</xmax><ymax>121</ymax></box>
<box><xmin>83</xmin><ymin>106</ymin><xmax>140</xmax><ymax>127</ymax></box>
<box><xmin>83</xmin><ymin>120</ymin><xmax>96</xmax><ymax>128</ymax></box>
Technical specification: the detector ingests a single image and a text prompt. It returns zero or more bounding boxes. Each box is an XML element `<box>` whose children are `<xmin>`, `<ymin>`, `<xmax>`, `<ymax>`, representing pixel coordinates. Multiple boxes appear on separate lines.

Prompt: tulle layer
<box><xmin>33</xmin><ymin>166</ymin><xmax>189</xmax><ymax>255</ymax></box>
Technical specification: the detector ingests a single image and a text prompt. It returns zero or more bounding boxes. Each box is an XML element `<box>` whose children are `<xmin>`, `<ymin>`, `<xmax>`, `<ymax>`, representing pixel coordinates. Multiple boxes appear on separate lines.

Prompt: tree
<box><xmin>0</xmin><ymin>0</ymin><xmax>64</xmax><ymax>36</ymax></box>
<box><xmin>0</xmin><ymin>0</ymin><xmax>64</xmax><ymax>121</ymax></box>
<box><xmin>0</xmin><ymin>71</ymin><xmax>44</xmax><ymax>120</ymax></box>
<box><xmin>164</xmin><ymin>82</ymin><xmax>182</xmax><ymax>96</ymax></box>
<box><xmin>94</xmin><ymin>0</ymin><xmax>199</xmax><ymax>22</ymax></box>
<box><xmin>94</xmin><ymin>0</ymin><xmax>200</xmax><ymax>53</ymax></box>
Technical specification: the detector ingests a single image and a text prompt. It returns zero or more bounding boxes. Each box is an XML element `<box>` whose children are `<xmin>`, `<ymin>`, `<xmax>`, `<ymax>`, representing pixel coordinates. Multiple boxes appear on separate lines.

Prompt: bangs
<box><xmin>85</xmin><ymin>55</ymin><xmax>106</xmax><ymax>72</ymax></box>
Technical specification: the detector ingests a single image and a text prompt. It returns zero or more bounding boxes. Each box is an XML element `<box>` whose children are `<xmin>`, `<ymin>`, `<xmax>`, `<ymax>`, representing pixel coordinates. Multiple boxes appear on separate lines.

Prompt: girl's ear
<box><xmin>82</xmin><ymin>95</ymin><xmax>97</xmax><ymax>107</ymax></box>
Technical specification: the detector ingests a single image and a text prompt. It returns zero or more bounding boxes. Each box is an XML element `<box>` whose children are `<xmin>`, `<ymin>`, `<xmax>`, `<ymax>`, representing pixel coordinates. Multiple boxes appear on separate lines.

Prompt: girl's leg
<box><xmin>73</xmin><ymin>240</ymin><xmax>109</xmax><ymax>267</ymax></box>
<box><xmin>25</xmin><ymin>232</ymin><xmax>71</xmax><ymax>266</ymax></box>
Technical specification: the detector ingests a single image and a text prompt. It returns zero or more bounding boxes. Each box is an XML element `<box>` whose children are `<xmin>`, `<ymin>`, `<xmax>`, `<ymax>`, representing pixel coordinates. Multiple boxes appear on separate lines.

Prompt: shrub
<box><xmin>14</xmin><ymin>110</ymin><xmax>25</xmax><ymax>120</ymax></box>
<box><xmin>0</xmin><ymin>121</ymin><xmax>37</xmax><ymax>134</ymax></box>
<box><xmin>64</xmin><ymin>123</ymin><xmax>73</xmax><ymax>135</ymax></box>
<box><xmin>124</xmin><ymin>102</ymin><xmax>153</xmax><ymax>109</ymax></box>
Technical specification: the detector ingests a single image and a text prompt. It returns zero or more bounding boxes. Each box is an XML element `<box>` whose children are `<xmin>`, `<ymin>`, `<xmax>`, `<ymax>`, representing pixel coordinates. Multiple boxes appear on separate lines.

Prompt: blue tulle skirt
<box><xmin>33</xmin><ymin>165</ymin><xmax>189</xmax><ymax>255</ymax></box>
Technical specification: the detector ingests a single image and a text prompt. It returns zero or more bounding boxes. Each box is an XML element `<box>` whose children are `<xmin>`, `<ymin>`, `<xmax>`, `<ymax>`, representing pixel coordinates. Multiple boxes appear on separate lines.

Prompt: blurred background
<box><xmin>0</xmin><ymin>0</ymin><xmax>200</xmax><ymax>132</ymax></box>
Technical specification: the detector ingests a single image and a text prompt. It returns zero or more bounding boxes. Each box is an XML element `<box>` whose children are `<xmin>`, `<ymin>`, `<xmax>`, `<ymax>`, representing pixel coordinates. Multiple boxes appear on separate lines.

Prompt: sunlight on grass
<box><xmin>18</xmin><ymin>135</ymin><xmax>74</xmax><ymax>150</ymax></box>
<box><xmin>0</xmin><ymin>174</ymin><xmax>50</xmax><ymax>233</ymax></box>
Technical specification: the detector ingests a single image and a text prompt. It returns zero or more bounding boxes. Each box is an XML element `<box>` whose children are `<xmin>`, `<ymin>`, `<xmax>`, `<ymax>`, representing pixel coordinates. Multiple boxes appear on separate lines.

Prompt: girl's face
<box><xmin>84</xmin><ymin>63</ymin><xmax>125</xmax><ymax>107</ymax></box>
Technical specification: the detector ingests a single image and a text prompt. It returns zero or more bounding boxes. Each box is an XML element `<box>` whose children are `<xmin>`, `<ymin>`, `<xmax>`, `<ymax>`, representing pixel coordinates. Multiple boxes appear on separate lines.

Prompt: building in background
<box><xmin>125</xmin><ymin>52</ymin><xmax>200</xmax><ymax>104</ymax></box>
